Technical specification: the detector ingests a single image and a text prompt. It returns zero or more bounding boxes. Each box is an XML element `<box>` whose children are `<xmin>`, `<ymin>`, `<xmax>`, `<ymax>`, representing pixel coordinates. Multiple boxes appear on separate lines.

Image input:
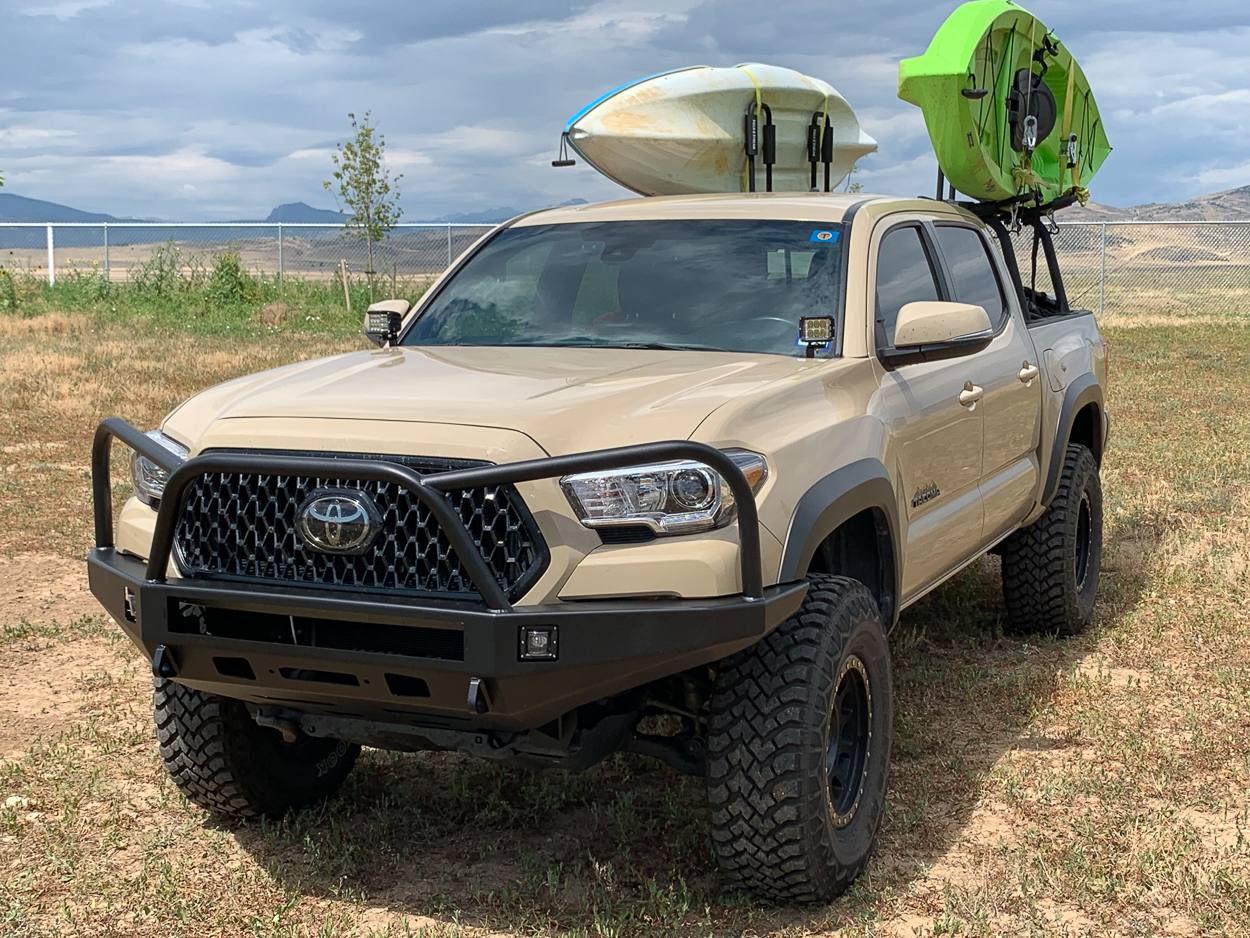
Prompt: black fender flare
<box><xmin>1041</xmin><ymin>374</ymin><xmax>1104</xmax><ymax>506</ymax></box>
<box><xmin>778</xmin><ymin>459</ymin><xmax>901</xmax><ymax>622</ymax></box>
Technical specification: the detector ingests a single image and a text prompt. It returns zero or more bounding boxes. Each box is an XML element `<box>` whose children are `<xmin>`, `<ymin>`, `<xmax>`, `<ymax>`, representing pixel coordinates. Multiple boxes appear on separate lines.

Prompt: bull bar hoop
<box><xmin>91</xmin><ymin>417</ymin><xmax>767</xmax><ymax>611</ymax></box>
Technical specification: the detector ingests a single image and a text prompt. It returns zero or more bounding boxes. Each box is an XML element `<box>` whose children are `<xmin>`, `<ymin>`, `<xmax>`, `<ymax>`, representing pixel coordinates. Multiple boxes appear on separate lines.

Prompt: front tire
<box><xmin>1001</xmin><ymin>443</ymin><xmax>1103</xmax><ymax>636</ymax></box>
<box><xmin>153</xmin><ymin>679</ymin><xmax>359</xmax><ymax>818</ymax></box>
<box><xmin>706</xmin><ymin>575</ymin><xmax>893</xmax><ymax>902</ymax></box>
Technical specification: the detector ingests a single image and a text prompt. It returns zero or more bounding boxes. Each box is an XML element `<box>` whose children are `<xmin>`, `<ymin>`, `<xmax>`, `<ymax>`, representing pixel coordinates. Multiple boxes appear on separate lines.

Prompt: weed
<box><xmin>205</xmin><ymin>252</ymin><xmax>260</xmax><ymax>308</ymax></box>
<box><xmin>0</xmin><ymin>267</ymin><xmax>17</xmax><ymax>311</ymax></box>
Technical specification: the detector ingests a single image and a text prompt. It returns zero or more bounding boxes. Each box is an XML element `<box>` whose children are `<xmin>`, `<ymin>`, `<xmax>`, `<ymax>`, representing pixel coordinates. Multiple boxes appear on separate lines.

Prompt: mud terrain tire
<box><xmin>153</xmin><ymin>678</ymin><xmax>359</xmax><ymax>818</ymax></box>
<box><xmin>1001</xmin><ymin>443</ymin><xmax>1102</xmax><ymax>636</ymax></box>
<box><xmin>706</xmin><ymin>575</ymin><xmax>893</xmax><ymax>902</ymax></box>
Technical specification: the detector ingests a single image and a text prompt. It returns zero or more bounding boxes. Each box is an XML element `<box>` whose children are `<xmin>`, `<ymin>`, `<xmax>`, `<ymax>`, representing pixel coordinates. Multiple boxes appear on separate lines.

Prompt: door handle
<box><xmin>959</xmin><ymin>381</ymin><xmax>984</xmax><ymax>408</ymax></box>
<box><xmin>1019</xmin><ymin>361</ymin><xmax>1040</xmax><ymax>384</ymax></box>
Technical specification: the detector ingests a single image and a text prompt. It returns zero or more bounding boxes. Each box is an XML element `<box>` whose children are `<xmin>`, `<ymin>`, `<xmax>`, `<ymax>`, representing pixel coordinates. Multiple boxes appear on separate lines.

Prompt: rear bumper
<box><xmin>90</xmin><ymin>548</ymin><xmax>805</xmax><ymax>731</ymax></box>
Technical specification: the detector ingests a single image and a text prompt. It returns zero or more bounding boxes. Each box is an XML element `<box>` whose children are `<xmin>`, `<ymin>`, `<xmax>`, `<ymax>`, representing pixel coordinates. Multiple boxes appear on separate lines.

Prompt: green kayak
<box><xmin>898</xmin><ymin>0</ymin><xmax>1111</xmax><ymax>205</ymax></box>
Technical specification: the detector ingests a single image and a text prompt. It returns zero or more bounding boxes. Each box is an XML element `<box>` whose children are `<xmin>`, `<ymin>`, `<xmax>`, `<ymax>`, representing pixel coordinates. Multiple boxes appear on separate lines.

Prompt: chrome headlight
<box><xmin>130</xmin><ymin>430</ymin><xmax>190</xmax><ymax>505</ymax></box>
<box><xmin>561</xmin><ymin>450</ymin><xmax>767</xmax><ymax>536</ymax></box>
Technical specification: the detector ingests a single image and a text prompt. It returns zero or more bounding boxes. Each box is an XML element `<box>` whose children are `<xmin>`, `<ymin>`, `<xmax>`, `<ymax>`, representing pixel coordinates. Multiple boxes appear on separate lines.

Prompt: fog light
<box><xmin>519</xmin><ymin>626</ymin><xmax>558</xmax><ymax>661</ymax></box>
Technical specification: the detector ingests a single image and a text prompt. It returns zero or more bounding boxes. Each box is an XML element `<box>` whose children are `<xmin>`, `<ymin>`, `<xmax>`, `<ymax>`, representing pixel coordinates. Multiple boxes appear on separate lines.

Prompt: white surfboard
<box><xmin>564</xmin><ymin>64</ymin><xmax>878</xmax><ymax>196</ymax></box>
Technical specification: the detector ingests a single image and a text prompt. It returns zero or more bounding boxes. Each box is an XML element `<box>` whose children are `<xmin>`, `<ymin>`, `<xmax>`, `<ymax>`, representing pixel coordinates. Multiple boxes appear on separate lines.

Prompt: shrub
<box><xmin>205</xmin><ymin>252</ymin><xmax>259</xmax><ymax>307</ymax></box>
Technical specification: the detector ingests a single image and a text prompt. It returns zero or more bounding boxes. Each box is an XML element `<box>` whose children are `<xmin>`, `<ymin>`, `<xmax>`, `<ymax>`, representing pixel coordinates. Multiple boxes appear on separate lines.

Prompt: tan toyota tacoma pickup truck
<box><xmin>89</xmin><ymin>192</ymin><xmax>1107</xmax><ymax>902</ymax></box>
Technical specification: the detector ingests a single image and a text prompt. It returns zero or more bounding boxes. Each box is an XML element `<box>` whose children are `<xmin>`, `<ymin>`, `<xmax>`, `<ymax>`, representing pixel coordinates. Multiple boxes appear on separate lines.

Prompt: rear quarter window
<box><xmin>934</xmin><ymin>225</ymin><xmax>1006</xmax><ymax>326</ymax></box>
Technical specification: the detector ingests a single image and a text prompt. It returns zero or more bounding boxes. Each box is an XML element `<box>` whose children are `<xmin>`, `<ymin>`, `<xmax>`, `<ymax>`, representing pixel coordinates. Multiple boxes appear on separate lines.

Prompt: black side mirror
<box><xmin>364</xmin><ymin>300</ymin><xmax>411</xmax><ymax>346</ymax></box>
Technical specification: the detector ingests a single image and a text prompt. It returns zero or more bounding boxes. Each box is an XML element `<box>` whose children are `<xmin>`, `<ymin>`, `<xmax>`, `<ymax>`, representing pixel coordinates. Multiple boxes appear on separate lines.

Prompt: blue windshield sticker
<box><xmin>810</xmin><ymin>230</ymin><xmax>838</xmax><ymax>243</ymax></box>
<box><xmin>794</xmin><ymin>333</ymin><xmax>833</xmax><ymax>350</ymax></box>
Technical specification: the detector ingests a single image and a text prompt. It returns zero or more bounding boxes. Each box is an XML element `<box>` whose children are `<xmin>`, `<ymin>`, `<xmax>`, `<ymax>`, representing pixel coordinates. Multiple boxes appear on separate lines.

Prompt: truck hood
<box><xmin>164</xmin><ymin>345</ymin><xmax>818</xmax><ymax>455</ymax></box>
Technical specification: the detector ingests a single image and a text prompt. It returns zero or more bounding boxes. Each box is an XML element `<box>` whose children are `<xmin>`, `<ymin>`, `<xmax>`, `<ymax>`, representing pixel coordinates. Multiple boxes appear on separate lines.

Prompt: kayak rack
<box><xmin>967</xmin><ymin>197</ymin><xmax>1079</xmax><ymax>321</ymax></box>
<box><xmin>743</xmin><ymin>102</ymin><xmax>776</xmax><ymax>192</ymax></box>
<box><xmin>742</xmin><ymin>103</ymin><xmax>838</xmax><ymax>193</ymax></box>
<box><xmin>807</xmin><ymin>113</ymin><xmax>835</xmax><ymax>192</ymax></box>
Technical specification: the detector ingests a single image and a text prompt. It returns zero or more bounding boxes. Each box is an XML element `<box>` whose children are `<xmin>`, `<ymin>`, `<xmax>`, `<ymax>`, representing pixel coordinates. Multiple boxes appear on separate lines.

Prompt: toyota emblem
<box><xmin>297</xmin><ymin>490</ymin><xmax>381</xmax><ymax>555</ymax></box>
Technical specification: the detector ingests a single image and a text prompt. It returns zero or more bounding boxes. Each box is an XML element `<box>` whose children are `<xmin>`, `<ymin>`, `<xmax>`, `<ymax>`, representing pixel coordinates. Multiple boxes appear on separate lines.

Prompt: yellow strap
<box><xmin>738</xmin><ymin>65</ymin><xmax>764</xmax><ymax>192</ymax></box>
<box><xmin>738</xmin><ymin>64</ymin><xmax>763</xmax><ymax>112</ymax></box>
<box><xmin>1060</xmin><ymin>46</ymin><xmax>1079</xmax><ymax>188</ymax></box>
<box><xmin>1015</xmin><ymin>19</ymin><xmax>1038</xmax><ymax>187</ymax></box>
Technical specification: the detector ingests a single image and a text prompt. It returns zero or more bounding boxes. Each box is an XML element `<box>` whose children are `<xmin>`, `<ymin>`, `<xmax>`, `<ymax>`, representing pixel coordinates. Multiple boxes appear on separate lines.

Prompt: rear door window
<box><xmin>875</xmin><ymin>226</ymin><xmax>942</xmax><ymax>348</ymax></box>
<box><xmin>934</xmin><ymin>226</ymin><xmax>1006</xmax><ymax>326</ymax></box>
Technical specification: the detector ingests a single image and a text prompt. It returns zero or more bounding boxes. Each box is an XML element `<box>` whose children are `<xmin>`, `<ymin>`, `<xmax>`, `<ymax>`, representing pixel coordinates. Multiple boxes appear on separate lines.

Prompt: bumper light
<box><xmin>519</xmin><ymin>626</ymin><xmax>558</xmax><ymax>661</ymax></box>
<box><xmin>131</xmin><ymin>430</ymin><xmax>190</xmax><ymax>505</ymax></box>
<box><xmin>561</xmin><ymin>450</ymin><xmax>766</xmax><ymax>536</ymax></box>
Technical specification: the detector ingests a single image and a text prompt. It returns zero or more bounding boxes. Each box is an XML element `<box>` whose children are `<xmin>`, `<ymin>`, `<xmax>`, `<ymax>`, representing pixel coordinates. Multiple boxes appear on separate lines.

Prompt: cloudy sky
<box><xmin>1</xmin><ymin>0</ymin><xmax>1247</xmax><ymax>220</ymax></box>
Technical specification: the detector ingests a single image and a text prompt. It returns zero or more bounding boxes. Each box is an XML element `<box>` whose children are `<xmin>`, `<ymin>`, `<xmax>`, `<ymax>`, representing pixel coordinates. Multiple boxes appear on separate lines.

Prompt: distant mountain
<box><xmin>1066</xmin><ymin>185</ymin><xmax>1250</xmax><ymax>222</ymax></box>
<box><xmin>428</xmin><ymin>199</ymin><xmax>589</xmax><ymax>225</ymax></box>
<box><xmin>430</xmin><ymin>206</ymin><xmax>522</xmax><ymax>224</ymax></box>
<box><xmin>0</xmin><ymin>192</ymin><xmax>130</xmax><ymax>223</ymax></box>
<box><xmin>265</xmin><ymin>202</ymin><xmax>345</xmax><ymax>223</ymax></box>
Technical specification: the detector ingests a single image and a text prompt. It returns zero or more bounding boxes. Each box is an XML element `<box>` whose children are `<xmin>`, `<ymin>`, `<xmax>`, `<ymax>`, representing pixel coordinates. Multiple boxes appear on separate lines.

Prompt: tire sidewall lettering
<box><xmin>316</xmin><ymin>740</ymin><xmax>351</xmax><ymax>778</ymax></box>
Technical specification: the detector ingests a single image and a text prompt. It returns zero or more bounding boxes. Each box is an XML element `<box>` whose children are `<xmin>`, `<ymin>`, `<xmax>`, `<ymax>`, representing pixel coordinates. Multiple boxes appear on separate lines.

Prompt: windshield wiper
<box><xmin>514</xmin><ymin>339</ymin><xmax>725</xmax><ymax>352</ymax></box>
<box><xmin>619</xmin><ymin>342</ymin><xmax>723</xmax><ymax>352</ymax></box>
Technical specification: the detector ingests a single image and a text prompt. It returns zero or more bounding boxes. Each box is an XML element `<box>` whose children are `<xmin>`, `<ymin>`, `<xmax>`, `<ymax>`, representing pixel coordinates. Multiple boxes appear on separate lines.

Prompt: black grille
<box><xmin>173</xmin><ymin>451</ymin><xmax>548</xmax><ymax>601</ymax></box>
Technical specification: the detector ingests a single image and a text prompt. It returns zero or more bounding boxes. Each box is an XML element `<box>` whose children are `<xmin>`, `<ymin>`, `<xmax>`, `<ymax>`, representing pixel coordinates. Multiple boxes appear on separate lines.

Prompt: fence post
<box><xmin>277</xmin><ymin>223</ymin><xmax>284</xmax><ymax>285</ymax></box>
<box><xmin>103</xmin><ymin>223</ymin><xmax>109</xmax><ymax>283</ymax></box>
<box><xmin>46</xmin><ymin>225</ymin><xmax>55</xmax><ymax>285</ymax></box>
<box><xmin>447</xmin><ymin>224</ymin><xmax>452</xmax><ymax>267</ymax></box>
<box><xmin>1098</xmin><ymin>222</ymin><xmax>1107</xmax><ymax>317</ymax></box>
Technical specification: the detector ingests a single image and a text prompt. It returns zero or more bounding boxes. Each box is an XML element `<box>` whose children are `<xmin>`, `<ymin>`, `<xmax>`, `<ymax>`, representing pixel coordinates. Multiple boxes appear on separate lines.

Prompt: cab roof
<box><xmin>512</xmin><ymin>191</ymin><xmax>979</xmax><ymax>226</ymax></box>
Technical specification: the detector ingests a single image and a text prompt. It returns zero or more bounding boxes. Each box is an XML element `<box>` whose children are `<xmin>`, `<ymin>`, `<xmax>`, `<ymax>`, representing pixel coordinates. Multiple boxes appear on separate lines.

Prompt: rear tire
<box><xmin>153</xmin><ymin>678</ymin><xmax>359</xmax><ymax>818</ymax></box>
<box><xmin>706</xmin><ymin>575</ymin><xmax>893</xmax><ymax>902</ymax></box>
<box><xmin>1001</xmin><ymin>443</ymin><xmax>1102</xmax><ymax>636</ymax></box>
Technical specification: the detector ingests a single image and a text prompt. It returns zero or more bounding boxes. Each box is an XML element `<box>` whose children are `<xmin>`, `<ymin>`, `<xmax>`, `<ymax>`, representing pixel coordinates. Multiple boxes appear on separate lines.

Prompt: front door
<box><xmin>870</xmin><ymin>222</ymin><xmax>985</xmax><ymax>604</ymax></box>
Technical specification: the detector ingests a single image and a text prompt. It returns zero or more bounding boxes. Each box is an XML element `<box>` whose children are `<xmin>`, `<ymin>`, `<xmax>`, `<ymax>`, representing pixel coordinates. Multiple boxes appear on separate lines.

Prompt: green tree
<box><xmin>324</xmin><ymin>111</ymin><xmax>402</xmax><ymax>299</ymax></box>
<box><xmin>844</xmin><ymin>162</ymin><xmax>863</xmax><ymax>194</ymax></box>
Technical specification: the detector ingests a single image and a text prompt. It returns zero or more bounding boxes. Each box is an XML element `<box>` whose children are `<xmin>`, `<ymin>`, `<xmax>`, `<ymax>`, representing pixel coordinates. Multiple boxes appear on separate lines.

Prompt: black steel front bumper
<box><xmin>89</xmin><ymin>418</ymin><xmax>806</xmax><ymax>731</ymax></box>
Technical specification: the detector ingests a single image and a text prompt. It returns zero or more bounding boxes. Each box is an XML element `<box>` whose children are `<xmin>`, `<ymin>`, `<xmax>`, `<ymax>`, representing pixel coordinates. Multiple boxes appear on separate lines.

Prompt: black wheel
<box><xmin>1001</xmin><ymin>443</ymin><xmax>1103</xmax><ymax>636</ymax></box>
<box><xmin>153</xmin><ymin>678</ymin><xmax>359</xmax><ymax>818</ymax></box>
<box><xmin>706</xmin><ymin>575</ymin><xmax>893</xmax><ymax>902</ymax></box>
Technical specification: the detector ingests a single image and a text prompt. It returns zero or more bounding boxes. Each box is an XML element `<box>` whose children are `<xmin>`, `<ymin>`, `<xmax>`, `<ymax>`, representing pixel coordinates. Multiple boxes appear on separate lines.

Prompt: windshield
<box><xmin>402</xmin><ymin>220</ymin><xmax>845</xmax><ymax>356</ymax></box>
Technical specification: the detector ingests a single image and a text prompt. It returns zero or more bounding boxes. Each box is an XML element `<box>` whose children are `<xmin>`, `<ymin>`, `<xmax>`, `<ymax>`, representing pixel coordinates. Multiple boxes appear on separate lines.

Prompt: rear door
<box><xmin>932</xmin><ymin>223</ymin><xmax>1043</xmax><ymax>544</ymax></box>
<box><xmin>870</xmin><ymin>220</ymin><xmax>985</xmax><ymax>602</ymax></box>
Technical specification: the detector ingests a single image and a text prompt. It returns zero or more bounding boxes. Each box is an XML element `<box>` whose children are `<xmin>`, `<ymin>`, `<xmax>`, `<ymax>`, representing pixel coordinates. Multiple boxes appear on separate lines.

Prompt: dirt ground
<box><xmin>2</xmin><ymin>313</ymin><xmax>1249</xmax><ymax>936</ymax></box>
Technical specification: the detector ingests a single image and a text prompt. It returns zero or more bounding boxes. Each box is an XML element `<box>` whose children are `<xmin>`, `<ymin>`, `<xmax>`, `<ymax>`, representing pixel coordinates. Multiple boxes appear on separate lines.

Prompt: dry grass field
<box><xmin>1</xmin><ymin>307</ymin><xmax>1249</xmax><ymax>936</ymax></box>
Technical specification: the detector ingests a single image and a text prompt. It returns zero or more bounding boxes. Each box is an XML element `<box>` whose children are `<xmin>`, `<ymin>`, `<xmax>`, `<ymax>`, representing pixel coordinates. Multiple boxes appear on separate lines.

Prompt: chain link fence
<box><xmin>3</xmin><ymin>219</ymin><xmax>1249</xmax><ymax>318</ymax></box>
<box><xmin>1011</xmin><ymin>222</ymin><xmax>1250</xmax><ymax>318</ymax></box>
<box><xmin>0</xmin><ymin>223</ymin><xmax>495</xmax><ymax>286</ymax></box>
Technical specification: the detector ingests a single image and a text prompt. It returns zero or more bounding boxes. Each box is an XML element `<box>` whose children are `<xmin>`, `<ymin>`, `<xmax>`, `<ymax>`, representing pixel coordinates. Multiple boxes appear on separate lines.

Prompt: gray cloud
<box><xmin>0</xmin><ymin>0</ymin><xmax>1246</xmax><ymax>218</ymax></box>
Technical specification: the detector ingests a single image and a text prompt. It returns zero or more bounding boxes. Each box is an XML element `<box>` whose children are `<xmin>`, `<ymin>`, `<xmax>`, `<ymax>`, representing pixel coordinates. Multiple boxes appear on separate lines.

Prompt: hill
<box><xmin>429</xmin><ymin>199</ymin><xmax>588</xmax><ymax>225</ymax></box>
<box><xmin>0</xmin><ymin>193</ymin><xmax>128</xmax><ymax>223</ymax></box>
<box><xmin>265</xmin><ymin>202</ymin><xmax>345</xmax><ymax>224</ymax></box>
<box><xmin>1065</xmin><ymin>185</ymin><xmax>1250</xmax><ymax>222</ymax></box>
<box><xmin>430</xmin><ymin>207</ymin><xmax>522</xmax><ymax>224</ymax></box>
